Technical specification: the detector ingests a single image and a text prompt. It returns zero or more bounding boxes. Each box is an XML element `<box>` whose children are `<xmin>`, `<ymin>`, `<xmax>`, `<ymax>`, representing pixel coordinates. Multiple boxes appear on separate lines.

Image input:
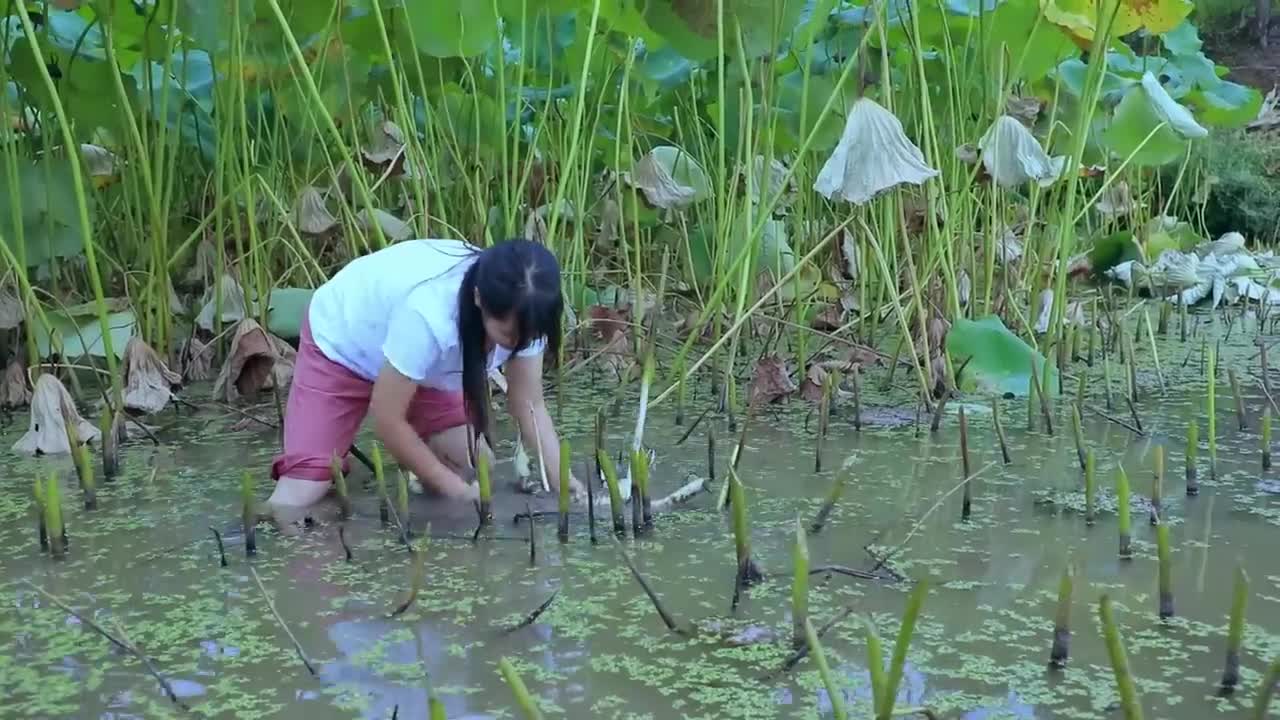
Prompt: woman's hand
<box><xmin>372</xmin><ymin>362</ymin><xmax>474</xmax><ymax>501</ymax></box>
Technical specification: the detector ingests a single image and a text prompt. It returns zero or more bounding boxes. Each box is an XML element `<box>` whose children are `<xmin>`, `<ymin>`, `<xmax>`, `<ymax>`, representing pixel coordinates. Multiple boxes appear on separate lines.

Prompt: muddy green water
<box><xmin>2</xmin><ymin>315</ymin><xmax>1279</xmax><ymax>719</ymax></box>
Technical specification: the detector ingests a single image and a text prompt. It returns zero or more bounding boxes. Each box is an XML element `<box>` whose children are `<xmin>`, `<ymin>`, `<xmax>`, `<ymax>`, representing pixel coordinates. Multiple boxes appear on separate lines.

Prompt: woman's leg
<box><xmin>269</xmin><ymin>313</ymin><xmax>372</xmax><ymax>509</ymax></box>
<box><xmin>406</xmin><ymin>388</ymin><xmax>494</xmax><ymax>483</ymax></box>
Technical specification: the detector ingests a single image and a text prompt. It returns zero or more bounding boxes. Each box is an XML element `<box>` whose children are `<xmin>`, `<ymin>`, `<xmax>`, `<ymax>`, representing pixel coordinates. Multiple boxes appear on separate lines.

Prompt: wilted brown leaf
<box><xmin>122</xmin><ymin>337</ymin><xmax>182</xmax><ymax>415</ymax></box>
<box><xmin>213</xmin><ymin>319</ymin><xmax>296</xmax><ymax>402</ymax></box>
<box><xmin>800</xmin><ymin>364</ymin><xmax>828</xmax><ymax>403</ymax></box>
<box><xmin>0</xmin><ymin>358</ymin><xmax>30</xmax><ymax>408</ymax></box>
<box><xmin>13</xmin><ymin>374</ymin><xmax>99</xmax><ymax>456</ymax></box>
<box><xmin>748</xmin><ymin>353</ymin><xmax>797</xmax><ymax>406</ymax></box>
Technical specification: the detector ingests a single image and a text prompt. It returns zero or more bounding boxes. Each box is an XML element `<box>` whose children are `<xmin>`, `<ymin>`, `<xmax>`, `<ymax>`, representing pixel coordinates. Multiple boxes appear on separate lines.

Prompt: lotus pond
<box><xmin>0</xmin><ymin>306</ymin><xmax>1277</xmax><ymax>720</ymax></box>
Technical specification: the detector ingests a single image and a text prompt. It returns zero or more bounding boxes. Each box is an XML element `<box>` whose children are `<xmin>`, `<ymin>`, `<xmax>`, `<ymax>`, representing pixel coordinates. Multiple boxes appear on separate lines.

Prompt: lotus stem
<box><xmin>477</xmin><ymin>448</ymin><xmax>493</xmax><ymax>527</ymax></box>
<box><xmin>865</xmin><ymin>618</ymin><xmax>888</xmax><ymax>713</ymax></box>
<box><xmin>1076</xmin><ymin>373</ymin><xmax>1086</xmax><ymax>408</ymax></box>
<box><xmin>1186</xmin><ymin>421</ymin><xmax>1200</xmax><ymax>496</ymax></box>
<box><xmin>45</xmin><ymin>472</ymin><xmax>65</xmax><ymax>559</ymax></box>
<box><xmin>241</xmin><ymin>471</ymin><xmax>257</xmax><ymax>557</ymax></box>
<box><xmin>597</xmin><ymin>449</ymin><xmax>626</xmax><ymax>537</ymax></box>
<box><xmin>76</xmin><ymin>438</ymin><xmax>96</xmax><ymax>511</ymax></box>
<box><xmin>960</xmin><ymin>406</ymin><xmax>972</xmax><ymax>521</ymax></box>
<box><xmin>851</xmin><ymin>365</ymin><xmax>863</xmax><ymax>431</ymax></box>
<box><xmin>1157</xmin><ymin>521</ymin><xmax>1174</xmax><ymax>620</ymax></box>
<box><xmin>1117</xmin><ymin>466</ymin><xmax>1132</xmax><ymax>560</ymax></box>
<box><xmin>815</xmin><ymin>370</ymin><xmax>834</xmax><ymax>473</ymax></box>
<box><xmin>1144</xmin><ymin>311</ymin><xmax>1165</xmax><ymax>393</ymax></box>
<box><xmin>876</xmin><ymin>579</ymin><xmax>928</xmax><ymax>720</ymax></box>
<box><xmin>707</xmin><ymin>428</ymin><xmax>717</xmax><ymax>485</ymax></box>
<box><xmin>249</xmin><ymin>566</ymin><xmax>317</xmax><ymax>676</ymax></box>
<box><xmin>729</xmin><ymin>470</ymin><xmax>764</xmax><ymax>611</ymax></box>
<box><xmin>1208</xmin><ymin>346</ymin><xmax>1218</xmax><ymax>478</ymax></box>
<box><xmin>630</xmin><ymin>453</ymin><xmax>644</xmax><ymax>534</ymax></box>
<box><xmin>792</xmin><ymin>516</ymin><xmax>810</xmax><ymax>651</ymax></box>
<box><xmin>1028</xmin><ymin>363</ymin><xmax>1039</xmax><ymax>431</ymax></box>
<box><xmin>805</xmin><ymin>618</ymin><xmax>848</xmax><ymax>720</ymax></box>
<box><xmin>372</xmin><ymin>443</ymin><xmax>389</xmax><ymax>526</ymax></box>
<box><xmin>1264</xmin><ymin>408</ymin><xmax>1272</xmax><ymax>471</ymax></box>
<box><xmin>610</xmin><ymin>534</ymin><xmax>686</xmax><ymax>634</ymax></box>
<box><xmin>32</xmin><ymin>478</ymin><xmax>47</xmax><ymax>552</ymax></box>
<box><xmin>1039</xmin><ymin>359</ymin><xmax>1055</xmax><ymax>434</ymax></box>
<box><xmin>1221</xmin><ymin>565</ymin><xmax>1248</xmax><ymax>693</ymax></box>
<box><xmin>329</xmin><ymin>454</ymin><xmax>351</xmax><ymax>520</ymax></box>
<box><xmin>810</xmin><ymin>471</ymin><xmax>848</xmax><ymax>535</ymax></box>
<box><xmin>1150</xmin><ymin>445</ymin><xmax>1163</xmax><ymax>526</ymax></box>
<box><xmin>396</xmin><ymin>468</ymin><xmax>410</xmax><ymax>532</ymax></box>
<box><xmin>390</xmin><ymin>537</ymin><xmax>428</xmax><ymax>618</ymax></box>
<box><xmin>636</xmin><ymin>447</ymin><xmax>653</xmax><ymax>531</ymax></box>
<box><xmin>590</xmin><ymin>411</ymin><xmax>603</xmax><ymax>544</ymax></box>
<box><xmin>1124</xmin><ymin>330</ymin><xmax>1139</xmax><ymax>403</ymax></box>
<box><xmin>1099</xmin><ymin>595</ymin><xmax>1144</xmax><ymax>720</ymax></box>
<box><xmin>527</xmin><ymin>502</ymin><xmax>537</xmax><ymax>566</ymax></box>
<box><xmin>1254</xmin><ymin>656</ymin><xmax>1280</xmax><ymax>719</ymax></box>
<box><xmin>1049</xmin><ymin>562</ymin><xmax>1075</xmax><ymax>669</ymax></box>
<box><xmin>502</xmin><ymin>590</ymin><xmax>560</xmax><ymax>635</ymax></box>
<box><xmin>499</xmin><ymin>658</ymin><xmax>545</xmax><ymax>720</ymax></box>
<box><xmin>992</xmin><ymin>397</ymin><xmax>1011</xmax><ymax>464</ymax></box>
<box><xmin>97</xmin><ymin>410</ymin><xmax>118</xmax><ymax>480</ymax></box>
<box><xmin>1085</xmin><ymin>449</ymin><xmax>1097</xmax><ymax>525</ymax></box>
<box><xmin>210</xmin><ymin>527</ymin><xmax>228</xmax><ymax>568</ymax></box>
<box><xmin>1103</xmin><ymin>346</ymin><xmax>1115</xmax><ymax>410</ymax></box>
<box><xmin>558</xmin><ymin>439</ymin><xmax>571</xmax><ymax>543</ymax></box>
<box><xmin>1230</xmin><ymin>369</ymin><xmax>1248</xmax><ymax>431</ymax></box>
<box><xmin>1071</xmin><ymin>404</ymin><xmax>1087</xmax><ymax>472</ymax></box>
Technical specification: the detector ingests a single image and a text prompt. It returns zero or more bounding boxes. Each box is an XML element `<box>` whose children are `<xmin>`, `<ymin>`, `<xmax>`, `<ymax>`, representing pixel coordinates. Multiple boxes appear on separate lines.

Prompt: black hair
<box><xmin>457</xmin><ymin>238</ymin><xmax>563</xmax><ymax>441</ymax></box>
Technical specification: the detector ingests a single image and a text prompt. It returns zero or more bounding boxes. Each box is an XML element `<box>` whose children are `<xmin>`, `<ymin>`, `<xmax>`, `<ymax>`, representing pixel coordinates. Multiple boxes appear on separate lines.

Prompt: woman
<box><xmin>267</xmin><ymin>237</ymin><xmax>584</xmax><ymax>511</ymax></box>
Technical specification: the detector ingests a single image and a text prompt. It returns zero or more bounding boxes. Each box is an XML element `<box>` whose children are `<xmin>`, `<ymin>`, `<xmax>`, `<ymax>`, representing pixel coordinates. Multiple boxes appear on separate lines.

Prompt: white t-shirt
<box><xmin>307</xmin><ymin>239</ymin><xmax>547</xmax><ymax>389</ymax></box>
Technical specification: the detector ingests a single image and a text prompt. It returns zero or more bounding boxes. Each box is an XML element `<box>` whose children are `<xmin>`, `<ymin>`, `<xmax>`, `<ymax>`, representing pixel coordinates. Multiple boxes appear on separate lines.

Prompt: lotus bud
<box><xmin>813</xmin><ymin>97</ymin><xmax>938</xmax><ymax>205</ymax></box>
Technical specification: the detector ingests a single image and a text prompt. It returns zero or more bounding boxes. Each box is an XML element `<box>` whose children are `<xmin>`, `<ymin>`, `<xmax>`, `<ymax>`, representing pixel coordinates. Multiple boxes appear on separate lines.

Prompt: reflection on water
<box><xmin>1</xmin><ymin>320</ymin><xmax>1279</xmax><ymax>719</ymax></box>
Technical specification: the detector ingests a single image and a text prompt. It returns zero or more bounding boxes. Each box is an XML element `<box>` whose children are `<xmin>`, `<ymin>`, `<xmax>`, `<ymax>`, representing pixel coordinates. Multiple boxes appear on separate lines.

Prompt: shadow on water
<box><xmin>1</xmin><ymin>316</ymin><xmax>1279</xmax><ymax>719</ymax></box>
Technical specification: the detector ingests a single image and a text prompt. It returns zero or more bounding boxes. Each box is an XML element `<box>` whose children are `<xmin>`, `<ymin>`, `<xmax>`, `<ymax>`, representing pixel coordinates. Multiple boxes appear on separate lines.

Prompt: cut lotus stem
<box><xmin>1230</xmin><ymin>369</ymin><xmax>1248</xmax><ymax>431</ymax></box>
<box><xmin>329</xmin><ymin>454</ymin><xmax>351</xmax><ymax>520</ymax></box>
<box><xmin>1150</xmin><ymin>445</ymin><xmax>1164</xmax><ymax>526</ymax></box>
<box><xmin>729</xmin><ymin>470</ymin><xmax>765</xmax><ymax>611</ymax></box>
<box><xmin>558</xmin><ymin>439</ymin><xmax>571</xmax><ymax>543</ymax></box>
<box><xmin>1208</xmin><ymin>346</ymin><xmax>1218</xmax><ymax>478</ymax></box>
<box><xmin>33</xmin><ymin>478</ymin><xmax>47</xmax><ymax>552</ymax></box>
<box><xmin>815</xmin><ymin>371</ymin><xmax>834</xmax><ymax>473</ymax></box>
<box><xmin>1124</xmin><ymin>331</ymin><xmax>1139</xmax><ymax>403</ymax></box>
<box><xmin>630</xmin><ymin>456</ymin><xmax>644</xmax><ymax>534</ymax></box>
<box><xmin>75</xmin><ymin>439</ymin><xmax>96</xmax><ymax>511</ymax></box>
<box><xmin>249</xmin><ymin>566</ymin><xmax>317</xmax><ymax>675</ymax></box>
<box><xmin>210</xmin><ymin>527</ymin><xmax>228</xmax><ymax>568</ymax></box>
<box><xmin>876</xmin><ymin>579</ymin><xmax>929</xmax><ymax>720</ymax></box>
<box><xmin>805</xmin><ymin>618</ymin><xmax>849</xmax><ymax>720</ymax></box>
<box><xmin>1186</xmin><ymin>422</ymin><xmax>1200</xmax><ymax>496</ymax></box>
<box><xmin>499</xmin><ymin>657</ymin><xmax>545</xmax><ymax>720</ymax></box>
<box><xmin>390</xmin><ymin>536</ymin><xmax>428</xmax><ymax>618</ymax></box>
<box><xmin>633</xmin><ymin>447</ymin><xmax>653</xmax><ymax>532</ymax></box>
<box><xmin>1038</xmin><ymin>360</ymin><xmax>1056</xmax><ymax>435</ymax></box>
<box><xmin>597</xmin><ymin>449</ymin><xmax>626</xmax><ymax>537</ymax></box>
<box><xmin>1144</xmin><ymin>311</ymin><xmax>1165</xmax><ymax>393</ymax></box>
<box><xmin>992</xmin><ymin>398</ymin><xmax>1011</xmax><ymax>464</ymax></box>
<box><xmin>1264</xmin><ymin>408</ymin><xmax>1273</xmax><ymax>471</ymax></box>
<box><xmin>1085</xmin><ymin>449</ymin><xmax>1097</xmax><ymax>526</ymax></box>
<box><xmin>372</xmin><ymin>443</ymin><xmax>390</xmax><ymax>526</ymax></box>
<box><xmin>527</xmin><ymin>502</ymin><xmax>537</xmax><ymax>566</ymax></box>
<box><xmin>810</xmin><ymin>472</ymin><xmax>848</xmax><ymax>535</ymax></box>
<box><xmin>792</xmin><ymin>516</ymin><xmax>809</xmax><ymax>651</ymax></box>
<box><xmin>396</xmin><ymin>469</ymin><xmax>411</xmax><ymax>534</ymax></box>
<box><xmin>241</xmin><ymin>471</ymin><xmax>258</xmax><ymax>557</ymax></box>
<box><xmin>1103</xmin><ymin>349</ymin><xmax>1115</xmax><ymax>411</ymax></box>
<box><xmin>45</xmin><ymin>472</ymin><xmax>65</xmax><ymax>559</ymax></box>
<box><xmin>1049</xmin><ymin>562</ymin><xmax>1075</xmax><ymax>669</ymax></box>
<box><xmin>477</xmin><ymin>448</ymin><xmax>493</xmax><ymax>527</ymax></box>
<box><xmin>1157</xmin><ymin>521</ymin><xmax>1174</xmax><ymax>620</ymax></box>
<box><xmin>707</xmin><ymin>429</ymin><xmax>717</xmax><ymax>486</ymax></box>
<box><xmin>611</xmin><ymin>534</ymin><xmax>687</xmax><ymax>634</ymax></box>
<box><xmin>1027</xmin><ymin>365</ymin><xmax>1038</xmax><ymax>431</ymax></box>
<box><xmin>502</xmin><ymin>590</ymin><xmax>560</xmax><ymax>634</ymax></box>
<box><xmin>851</xmin><ymin>365</ymin><xmax>863</xmax><ymax>431</ymax></box>
<box><xmin>1254</xmin><ymin>656</ymin><xmax>1280</xmax><ymax>719</ymax></box>
<box><xmin>338</xmin><ymin>524</ymin><xmax>353</xmax><ymax>562</ymax></box>
<box><xmin>1071</xmin><ymin>404</ymin><xmax>1087</xmax><ymax>472</ymax></box>
<box><xmin>590</xmin><ymin>411</ymin><xmax>603</xmax><ymax>544</ymax></box>
<box><xmin>1221</xmin><ymin>566</ymin><xmax>1248</xmax><ymax>694</ymax></box>
<box><xmin>960</xmin><ymin>406</ymin><xmax>972</xmax><ymax>521</ymax></box>
<box><xmin>1117</xmin><ymin>466</ymin><xmax>1132</xmax><ymax>560</ymax></box>
<box><xmin>101</xmin><ymin>409</ymin><xmax>121</xmax><ymax>480</ymax></box>
<box><xmin>1099</xmin><ymin>595</ymin><xmax>1144</xmax><ymax>720</ymax></box>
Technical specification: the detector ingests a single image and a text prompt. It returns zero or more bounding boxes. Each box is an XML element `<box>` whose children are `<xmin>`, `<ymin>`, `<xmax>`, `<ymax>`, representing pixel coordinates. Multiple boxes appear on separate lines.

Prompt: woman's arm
<box><xmin>505</xmin><ymin>353</ymin><xmax>583</xmax><ymax>496</ymax></box>
<box><xmin>370</xmin><ymin>362</ymin><xmax>475</xmax><ymax>499</ymax></box>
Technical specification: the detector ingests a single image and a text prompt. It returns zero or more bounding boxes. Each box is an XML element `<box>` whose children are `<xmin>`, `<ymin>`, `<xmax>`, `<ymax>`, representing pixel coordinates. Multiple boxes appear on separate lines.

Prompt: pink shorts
<box><xmin>270</xmin><ymin>310</ymin><xmax>468</xmax><ymax>482</ymax></box>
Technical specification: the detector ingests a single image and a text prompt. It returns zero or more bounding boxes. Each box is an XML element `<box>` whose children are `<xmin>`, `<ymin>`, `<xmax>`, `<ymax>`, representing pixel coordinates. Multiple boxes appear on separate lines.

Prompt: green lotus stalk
<box><xmin>1085</xmin><ymin>449</ymin><xmax>1097</xmax><ymax>525</ymax></box>
<box><xmin>1100</xmin><ymin>595</ymin><xmax>1144</xmax><ymax>720</ymax></box>
<box><xmin>32</xmin><ymin>477</ymin><xmax>47</xmax><ymax>552</ymax></box>
<box><xmin>992</xmin><ymin>398</ymin><xmax>1011</xmax><ymax>464</ymax></box>
<box><xmin>1088</xmin><ymin>320</ymin><xmax>1097</xmax><ymax>366</ymax></box>
<box><xmin>708</xmin><ymin>429</ymin><xmax>717</xmax><ymax>486</ymax></box>
<box><xmin>1117</xmin><ymin>466</ymin><xmax>1133</xmax><ymax>559</ymax></box>
<box><xmin>477</xmin><ymin>448</ymin><xmax>493</xmax><ymax>526</ymax></box>
<box><xmin>1255</xmin><ymin>656</ymin><xmax>1280</xmax><ymax>719</ymax></box>
<box><xmin>98</xmin><ymin>410</ymin><xmax>118</xmax><ymax>480</ymax></box>
<box><xmin>1076</xmin><ymin>373</ymin><xmax>1086</xmax><ymax>407</ymax></box>
<box><xmin>428</xmin><ymin>697</ymin><xmax>446</xmax><ymax>720</ymax></box>
<box><xmin>1150</xmin><ymin>445</ymin><xmax>1164</xmax><ymax>526</ymax></box>
<box><xmin>1071</xmin><ymin>404</ymin><xmax>1087</xmax><ymax>472</ymax></box>
<box><xmin>792</xmin><ymin>517</ymin><xmax>809</xmax><ymax>651</ymax></box>
<box><xmin>1222</xmin><ymin>566</ymin><xmax>1248</xmax><ymax>693</ymax></box>
<box><xmin>865</xmin><ymin>616</ymin><xmax>888</xmax><ymax>709</ymax></box>
<box><xmin>372</xmin><ymin>443</ymin><xmax>389</xmax><ymax>526</ymax></box>
<box><xmin>851</xmin><ymin>366</ymin><xmax>864</xmax><ymax>431</ymax></box>
<box><xmin>876</xmin><ymin>579</ymin><xmax>929</xmax><ymax>720</ymax></box>
<box><xmin>815</xmin><ymin>370</ymin><xmax>835</xmax><ymax>473</ymax></box>
<box><xmin>729</xmin><ymin>470</ymin><xmax>764</xmax><ymax>608</ymax></box>
<box><xmin>960</xmin><ymin>406</ymin><xmax>972</xmax><ymax>521</ymax></box>
<box><xmin>396</xmin><ymin>470</ymin><xmax>410</xmax><ymax>532</ymax></box>
<box><xmin>329</xmin><ymin>455</ymin><xmax>351</xmax><ymax>520</ymax></box>
<box><xmin>45</xmin><ymin>472</ymin><xmax>65</xmax><ymax>559</ymax></box>
<box><xmin>76</xmin><ymin>442</ymin><xmax>95</xmax><ymax>512</ymax></box>
<box><xmin>241</xmin><ymin>471</ymin><xmax>257</xmax><ymax>557</ymax></box>
<box><xmin>1157</xmin><ymin>522</ymin><xmax>1174</xmax><ymax>619</ymax></box>
<box><xmin>1263</xmin><ymin>408</ymin><xmax>1272</xmax><ymax>471</ymax></box>
<box><xmin>597</xmin><ymin>450</ymin><xmax>626</xmax><ymax>537</ymax></box>
<box><xmin>1186</xmin><ymin>421</ymin><xmax>1200</xmax><ymax>496</ymax></box>
<box><xmin>1208</xmin><ymin>347</ymin><xmax>1218</xmax><ymax>478</ymax></box>
<box><xmin>633</xmin><ymin>447</ymin><xmax>652</xmax><ymax>532</ymax></box>
<box><xmin>805</xmin><ymin>618</ymin><xmax>848</xmax><ymax>720</ymax></box>
<box><xmin>1144</xmin><ymin>311</ymin><xmax>1164</xmax><ymax>392</ymax></box>
<box><xmin>1049</xmin><ymin>562</ymin><xmax>1075</xmax><ymax>669</ymax></box>
<box><xmin>590</xmin><ymin>412</ymin><xmax>603</xmax><ymax>545</ymax></box>
<box><xmin>1028</xmin><ymin>363</ymin><xmax>1039</xmax><ymax>431</ymax></box>
<box><xmin>1230</xmin><ymin>369</ymin><xmax>1248</xmax><ymax>432</ymax></box>
<box><xmin>499</xmin><ymin>657</ymin><xmax>545</xmax><ymax>720</ymax></box>
<box><xmin>558</xmin><ymin>439</ymin><xmax>571</xmax><ymax>543</ymax></box>
<box><xmin>810</xmin><ymin>471</ymin><xmax>848</xmax><ymax>535</ymax></box>
<box><xmin>1104</xmin><ymin>348</ymin><xmax>1115</xmax><ymax>410</ymax></box>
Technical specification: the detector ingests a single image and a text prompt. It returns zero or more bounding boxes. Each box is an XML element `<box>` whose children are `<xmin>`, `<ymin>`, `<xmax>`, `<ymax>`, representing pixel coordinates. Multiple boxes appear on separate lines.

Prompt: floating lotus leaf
<box><xmin>978</xmin><ymin>115</ymin><xmax>1066</xmax><ymax>188</ymax></box>
<box><xmin>34</xmin><ymin>309</ymin><xmax>135</xmax><ymax>360</ymax></box>
<box><xmin>946</xmin><ymin>315</ymin><xmax>1054</xmax><ymax>397</ymax></box>
<box><xmin>813</xmin><ymin>98</ymin><xmax>938</xmax><ymax>205</ymax></box>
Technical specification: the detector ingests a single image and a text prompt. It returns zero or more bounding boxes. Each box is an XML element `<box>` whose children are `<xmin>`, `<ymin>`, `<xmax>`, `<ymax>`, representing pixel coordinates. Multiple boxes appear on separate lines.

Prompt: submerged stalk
<box><xmin>1150</xmin><ymin>445</ymin><xmax>1163</xmax><ymax>526</ymax></box>
<box><xmin>32</xmin><ymin>478</ymin><xmax>47</xmax><ymax>552</ymax></box>
<box><xmin>558</xmin><ymin>439</ymin><xmax>571</xmax><ymax>543</ymax></box>
<box><xmin>597</xmin><ymin>450</ymin><xmax>626</xmax><ymax>537</ymax></box>
<box><xmin>1071</xmin><ymin>404</ymin><xmax>1087</xmax><ymax>472</ymax></box>
<box><xmin>1221</xmin><ymin>566</ymin><xmax>1248</xmax><ymax>694</ymax></box>
<box><xmin>1186</xmin><ymin>421</ymin><xmax>1200</xmax><ymax>496</ymax></box>
<box><xmin>960</xmin><ymin>406</ymin><xmax>972</xmax><ymax>521</ymax></box>
<box><xmin>45</xmin><ymin>472</ymin><xmax>65</xmax><ymax>559</ymax></box>
<box><xmin>810</xmin><ymin>471</ymin><xmax>848</xmax><ymax>535</ymax></box>
<box><xmin>992</xmin><ymin>398</ymin><xmax>1011</xmax><ymax>464</ymax></box>
<box><xmin>1117</xmin><ymin>466</ymin><xmax>1132</xmax><ymax>559</ymax></box>
<box><xmin>1263</xmin><ymin>408</ymin><xmax>1272</xmax><ymax>471</ymax></box>
<box><xmin>1085</xmin><ymin>449</ymin><xmax>1097</xmax><ymax>526</ymax></box>
<box><xmin>1049</xmin><ymin>562</ymin><xmax>1075</xmax><ymax>669</ymax></box>
<box><xmin>792</xmin><ymin>517</ymin><xmax>810</xmax><ymax>651</ymax></box>
<box><xmin>632</xmin><ymin>447</ymin><xmax>652</xmax><ymax>532</ymax></box>
<box><xmin>1156</xmin><ymin>522</ymin><xmax>1174</xmax><ymax>619</ymax></box>
<box><xmin>241</xmin><ymin>471</ymin><xmax>257</xmax><ymax>557</ymax></box>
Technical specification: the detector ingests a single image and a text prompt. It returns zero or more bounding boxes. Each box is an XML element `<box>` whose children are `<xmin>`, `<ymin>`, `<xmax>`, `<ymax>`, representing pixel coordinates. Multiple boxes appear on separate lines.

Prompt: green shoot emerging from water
<box><xmin>477</xmin><ymin>448</ymin><xmax>493</xmax><ymax>526</ymax></box>
<box><xmin>729</xmin><ymin>470</ymin><xmax>764</xmax><ymax>611</ymax></box>
<box><xmin>1208</xmin><ymin>346</ymin><xmax>1218</xmax><ymax>478</ymax></box>
<box><xmin>32</xmin><ymin>477</ymin><xmax>46</xmax><ymax>552</ymax></box>
<box><xmin>597</xmin><ymin>449</ymin><xmax>626</xmax><ymax>537</ymax></box>
<box><xmin>329</xmin><ymin>454</ymin><xmax>351</xmax><ymax>520</ymax></box>
<box><xmin>792</xmin><ymin>516</ymin><xmax>809</xmax><ymax>651</ymax></box>
<box><xmin>499</xmin><ymin>657</ymin><xmax>545</xmax><ymax>720</ymax></box>
<box><xmin>1117</xmin><ymin>466</ymin><xmax>1132</xmax><ymax>559</ymax></box>
<box><xmin>1050</xmin><ymin>562</ymin><xmax>1075</xmax><ymax>669</ymax></box>
<box><xmin>1099</xmin><ymin>594</ymin><xmax>1144</xmax><ymax>720</ymax></box>
<box><xmin>241</xmin><ymin>471</ymin><xmax>256</xmax><ymax>557</ymax></box>
<box><xmin>1085</xmin><ymin>450</ymin><xmax>1097</xmax><ymax>525</ymax></box>
<box><xmin>1186</xmin><ymin>421</ymin><xmax>1199</xmax><ymax>495</ymax></box>
<box><xmin>558</xmin><ymin>438</ymin><xmax>571</xmax><ymax>542</ymax></box>
<box><xmin>1150</xmin><ymin>445</ymin><xmax>1164</xmax><ymax>526</ymax></box>
<box><xmin>875</xmin><ymin>579</ymin><xmax>929</xmax><ymax>720</ymax></box>
<box><xmin>44</xmin><ymin>472</ymin><xmax>65</xmax><ymax>559</ymax></box>
<box><xmin>1156</xmin><ymin>521</ymin><xmax>1174</xmax><ymax>619</ymax></box>
<box><xmin>805</xmin><ymin>617</ymin><xmax>848</xmax><ymax>719</ymax></box>
<box><xmin>1222</xmin><ymin>565</ymin><xmax>1248</xmax><ymax>693</ymax></box>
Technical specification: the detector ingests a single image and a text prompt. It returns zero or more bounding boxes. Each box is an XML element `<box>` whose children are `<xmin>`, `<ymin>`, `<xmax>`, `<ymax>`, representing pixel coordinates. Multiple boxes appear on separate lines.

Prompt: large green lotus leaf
<box><xmin>773</xmin><ymin>70</ymin><xmax>855</xmax><ymax>152</ymax></box>
<box><xmin>946</xmin><ymin>315</ymin><xmax>1054</xmax><ymax>397</ymax></box>
<box><xmin>503</xmin><ymin>8</ymin><xmax>577</xmax><ymax>75</ymax></box>
<box><xmin>832</xmin><ymin>2</ymin><xmax>910</xmax><ymax>49</ymax></box>
<box><xmin>0</xmin><ymin>155</ymin><xmax>92</xmax><ymax>268</ymax></box>
<box><xmin>1188</xmin><ymin>80</ymin><xmax>1263</xmax><ymax>128</ymax></box>
<box><xmin>400</xmin><ymin>2</ymin><xmax>499</xmax><ymax>58</ymax></box>
<box><xmin>266</xmin><ymin>288</ymin><xmax>314</xmax><ymax>341</ymax></box>
<box><xmin>34</xmin><ymin>310</ymin><xmax>136</xmax><ymax>360</ymax></box>
<box><xmin>1044</xmin><ymin>0</ymin><xmax>1193</xmax><ymax>41</ymax></box>
<box><xmin>643</xmin><ymin>0</ymin><xmax>807</xmax><ymax>61</ymax></box>
<box><xmin>1160</xmin><ymin>19</ymin><xmax>1202</xmax><ymax>55</ymax></box>
<box><xmin>5</xmin><ymin>37</ymin><xmax>129</xmax><ymax>134</ymax></box>
<box><xmin>1101</xmin><ymin>85</ymin><xmax>1189</xmax><ymax>166</ymax></box>
<box><xmin>988</xmin><ymin>0</ymin><xmax>1077</xmax><ymax>82</ymax></box>
<box><xmin>1087</xmin><ymin>230</ymin><xmax>1140</xmax><ymax>276</ymax></box>
<box><xmin>1053</xmin><ymin>57</ymin><xmax>1136</xmax><ymax>104</ymax></box>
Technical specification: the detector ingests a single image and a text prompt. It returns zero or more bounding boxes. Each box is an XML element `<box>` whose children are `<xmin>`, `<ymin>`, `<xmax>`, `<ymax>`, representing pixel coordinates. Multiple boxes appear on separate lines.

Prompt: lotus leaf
<box><xmin>946</xmin><ymin>315</ymin><xmax>1054</xmax><ymax>397</ymax></box>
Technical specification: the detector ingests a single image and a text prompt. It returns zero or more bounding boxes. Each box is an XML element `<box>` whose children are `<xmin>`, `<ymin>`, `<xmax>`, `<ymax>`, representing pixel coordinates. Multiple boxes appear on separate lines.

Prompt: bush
<box><xmin>1198</xmin><ymin>130</ymin><xmax>1280</xmax><ymax>243</ymax></box>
